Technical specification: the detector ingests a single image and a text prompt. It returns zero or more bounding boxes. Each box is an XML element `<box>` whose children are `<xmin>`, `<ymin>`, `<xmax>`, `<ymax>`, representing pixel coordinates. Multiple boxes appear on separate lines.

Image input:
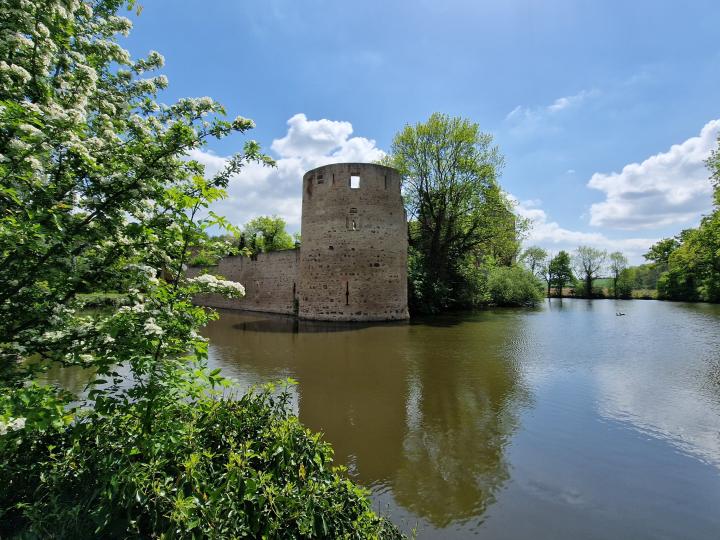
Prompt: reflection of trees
<box><xmin>290</xmin><ymin>313</ymin><xmax>529</xmax><ymax>527</ymax></box>
<box><xmin>393</xmin><ymin>321</ymin><xmax>529</xmax><ymax>526</ymax></box>
<box><xmin>203</xmin><ymin>310</ymin><xmax>529</xmax><ymax>528</ymax></box>
<box><xmin>38</xmin><ymin>363</ymin><xmax>96</xmax><ymax>396</ymax></box>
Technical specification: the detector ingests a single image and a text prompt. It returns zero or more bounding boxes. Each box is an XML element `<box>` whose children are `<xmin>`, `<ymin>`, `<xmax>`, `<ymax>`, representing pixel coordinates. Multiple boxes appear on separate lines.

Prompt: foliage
<box><xmin>0</xmin><ymin>1</ymin><xmax>402</xmax><ymax>537</ymax></box>
<box><xmin>656</xmin><ymin>214</ymin><xmax>720</xmax><ymax>302</ymax></box>
<box><xmin>487</xmin><ymin>266</ymin><xmax>544</xmax><ymax>307</ymax></box>
<box><xmin>548</xmin><ymin>251</ymin><xmax>574</xmax><ymax>298</ymax></box>
<box><xmin>647</xmin><ymin>137</ymin><xmax>720</xmax><ymax>303</ymax></box>
<box><xmin>0</xmin><ymin>0</ymin><xmax>266</xmax><ymax>408</ymax></box>
<box><xmin>644</xmin><ymin>238</ymin><xmax>680</xmax><ymax>266</ymax></box>
<box><xmin>573</xmin><ymin>246</ymin><xmax>607</xmax><ymax>298</ymax></box>
<box><xmin>0</xmin><ymin>384</ymin><xmax>401</xmax><ymax>538</ymax></box>
<box><xmin>75</xmin><ymin>292</ymin><xmax>126</xmax><ymax>308</ymax></box>
<box><xmin>242</xmin><ymin>215</ymin><xmax>296</xmax><ymax>255</ymax></box>
<box><xmin>189</xmin><ymin>235</ymin><xmax>243</xmax><ymax>267</ymax></box>
<box><xmin>383</xmin><ymin>113</ymin><xmax>523</xmax><ymax>312</ymax></box>
<box><xmin>520</xmin><ymin>246</ymin><xmax>547</xmax><ymax>277</ymax></box>
<box><xmin>622</xmin><ymin>263</ymin><xmax>664</xmax><ymax>290</ymax></box>
<box><xmin>608</xmin><ymin>251</ymin><xmax>629</xmax><ymax>299</ymax></box>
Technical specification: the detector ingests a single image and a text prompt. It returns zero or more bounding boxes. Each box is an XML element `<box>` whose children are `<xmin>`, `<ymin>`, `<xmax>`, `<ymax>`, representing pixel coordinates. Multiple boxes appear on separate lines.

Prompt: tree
<box><xmin>608</xmin><ymin>251</ymin><xmax>629</xmax><ymax>299</ymax></box>
<box><xmin>521</xmin><ymin>246</ymin><xmax>548</xmax><ymax>277</ymax></box>
<box><xmin>382</xmin><ymin>113</ymin><xmax>521</xmax><ymax>312</ymax></box>
<box><xmin>650</xmin><ymin>135</ymin><xmax>720</xmax><ymax>303</ymax></box>
<box><xmin>539</xmin><ymin>253</ymin><xmax>554</xmax><ymax>298</ymax></box>
<box><xmin>644</xmin><ymin>237</ymin><xmax>680</xmax><ymax>266</ymax></box>
<box><xmin>0</xmin><ymin>2</ymin><xmax>400</xmax><ymax>536</ymax></box>
<box><xmin>574</xmin><ymin>246</ymin><xmax>606</xmax><ymax>298</ymax></box>
<box><xmin>243</xmin><ymin>215</ymin><xmax>295</xmax><ymax>254</ymax></box>
<box><xmin>549</xmin><ymin>251</ymin><xmax>574</xmax><ymax>298</ymax></box>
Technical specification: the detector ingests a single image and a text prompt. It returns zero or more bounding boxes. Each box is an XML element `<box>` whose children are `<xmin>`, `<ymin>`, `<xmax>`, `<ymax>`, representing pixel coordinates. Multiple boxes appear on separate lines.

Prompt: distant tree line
<box><xmin>521</xmin><ymin>246</ymin><xmax>629</xmax><ymax>299</ymax></box>
<box><xmin>517</xmin><ymin>134</ymin><xmax>720</xmax><ymax>304</ymax></box>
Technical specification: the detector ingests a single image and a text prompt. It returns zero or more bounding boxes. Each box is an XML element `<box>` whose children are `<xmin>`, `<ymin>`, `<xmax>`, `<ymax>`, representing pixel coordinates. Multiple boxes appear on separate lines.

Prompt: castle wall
<box><xmin>188</xmin><ymin>249</ymin><xmax>299</xmax><ymax>315</ymax></box>
<box><xmin>298</xmin><ymin>163</ymin><xmax>409</xmax><ymax>321</ymax></box>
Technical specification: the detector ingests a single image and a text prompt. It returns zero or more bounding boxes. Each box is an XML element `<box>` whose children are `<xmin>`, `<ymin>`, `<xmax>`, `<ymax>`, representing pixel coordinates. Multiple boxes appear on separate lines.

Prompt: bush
<box><xmin>0</xmin><ymin>385</ymin><xmax>403</xmax><ymax>539</ymax></box>
<box><xmin>189</xmin><ymin>250</ymin><xmax>221</xmax><ymax>268</ymax></box>
<box><xmin>631</xmin><ymin>289</ymin><xmax>657</xmax><ymax>300</ymax></box>
<box><xmin>76</xmin><ymin>292</ymin><xmax>126</xmax><ymax>308</ymax></box>
<box><xmin>487</xmin><ymin>266</ymin><xmax>544</xmax><ymax>306</ymax></box>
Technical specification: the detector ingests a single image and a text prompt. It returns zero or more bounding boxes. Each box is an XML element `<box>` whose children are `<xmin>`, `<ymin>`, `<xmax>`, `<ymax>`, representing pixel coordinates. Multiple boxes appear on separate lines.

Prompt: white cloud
<box><xmin>596</xmin><ymin>361</ymin><xmax>720</xmax><ymax>469</ymax></box>
<box><xmin>506</xmin><ymin>89</ymin><xmax>599</xmax><ymax>127</ymax></box>
<box><xmin>588</xmin><ymin>119</ymin><xmax>719</xmax><ymax>230</ymax></box>
<box><xmin>515</xmin><ymin>198</ymin><xmax>656</xmax><ymax>263</ymax></box>
<box><xmin>190</xmin><ymin>113</ymin><xmax>384</xmax><ymax>231</ymax></box>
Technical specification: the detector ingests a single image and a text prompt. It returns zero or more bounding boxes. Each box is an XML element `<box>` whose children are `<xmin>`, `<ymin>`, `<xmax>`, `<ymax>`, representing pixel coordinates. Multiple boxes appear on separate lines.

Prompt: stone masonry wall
<box><xmin>187</xmin><ymin>249</ymin><xmax>299</xmax><ymax>315</ymax></box>
<box><xmin>298</xmin><ymin>163</ymin><xmax>409</xmax><ymax>321</ymax></box>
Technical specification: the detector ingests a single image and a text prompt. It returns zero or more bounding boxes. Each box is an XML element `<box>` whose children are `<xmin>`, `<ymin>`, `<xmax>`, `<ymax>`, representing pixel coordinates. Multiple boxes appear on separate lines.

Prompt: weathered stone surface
<box><xmin>188</xmin><ymin>249</ymin><xmax>299</xmax><ymax>315</ymax></box>
<box><xmin>191</xmin><ymin>162</ymin><xmax>409</xmax><ymax>321</ymax></box>
<box><xmin>298</xmin><ymin>163</ymin><xmax>408</xmax><ymax>321</ymax></box>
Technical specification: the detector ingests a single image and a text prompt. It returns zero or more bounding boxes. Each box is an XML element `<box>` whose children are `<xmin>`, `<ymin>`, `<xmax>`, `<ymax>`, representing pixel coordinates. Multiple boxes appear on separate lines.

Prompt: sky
<box><xmin>124</xmin><ymin>0</ymin><xmax>720</xmax><ymax>263</ymax></box>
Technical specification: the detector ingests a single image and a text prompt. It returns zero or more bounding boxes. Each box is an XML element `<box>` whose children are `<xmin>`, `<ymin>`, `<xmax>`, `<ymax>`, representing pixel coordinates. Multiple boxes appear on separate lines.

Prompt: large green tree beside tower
<box><xmin>382</xmin><ymin>113</ymin><xmax>525</xmax><ymax>312</ymax></box>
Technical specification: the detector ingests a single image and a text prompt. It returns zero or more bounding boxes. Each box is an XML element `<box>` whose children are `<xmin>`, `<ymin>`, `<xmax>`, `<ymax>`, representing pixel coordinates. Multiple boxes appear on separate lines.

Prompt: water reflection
<box><xmin>205</xmin><ymin>310</ymin><xmax>530</xmax><ymax>530</ymax></box>
<box><xmin>394</xmin><ymin>318</ymin><xmax>529</xmax><ymax>526</ymax></box>
<box><xmin>588</xmin><ymin>301</ymin><xmax>720</xmax><ymax>468</ymax></box>
<box><xmin>40</xmin><ymin>300</ymin><xmax>720</xmax><ymax>538</ymax></box>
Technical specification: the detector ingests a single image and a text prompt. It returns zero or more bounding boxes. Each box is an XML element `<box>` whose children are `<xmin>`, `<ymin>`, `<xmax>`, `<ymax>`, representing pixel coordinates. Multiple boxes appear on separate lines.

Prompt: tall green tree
<box><xmin>573</xmin><ymin>246</ymin><xmax>606</xmax><ymax>298</ymax></box>
<box><xmin>383</xmin><ymin>113</ymin><xmax>521</xmax><ymax>312</ymax></box>
<box><xmin>243</xmin><ymin>215</ymin><xmax>295</xmax><ymax>254</ymax></box>
<box><xmin>608</xmin><ymin>251</ymin><xmax>629</xmax><ymax>299</ymax></box>
<box><xmin>644</xmin><ymin>237</ymin><xmax>680</xmax><ymax>267</ymax></box>
<box><xmin>549</xmin><ymin>251</ymin><xmax>574</xmax><ymax>298</ymax></box>
<box><xmin>521</xmin><ymin>246</ymin><xmax>548</xmax><ymax>277</ymax></box>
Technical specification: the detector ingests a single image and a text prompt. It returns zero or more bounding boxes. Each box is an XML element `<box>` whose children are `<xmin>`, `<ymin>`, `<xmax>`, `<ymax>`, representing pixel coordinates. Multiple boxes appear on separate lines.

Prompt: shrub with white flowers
<box><xmin>0</xmin><ymin>1</ymin><xmax>402</xmax><ymax>538</ymax></box>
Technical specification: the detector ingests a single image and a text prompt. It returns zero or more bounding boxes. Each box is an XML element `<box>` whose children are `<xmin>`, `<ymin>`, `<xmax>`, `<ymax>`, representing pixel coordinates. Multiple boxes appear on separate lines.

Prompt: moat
<box><xmin>41</xmin><ymin>299</ymin><xmax>720</xmax><ymax>538</ymax></box>
<box><xmin>203</xmin><ymin>299</ymin><xmax>720</xmax><ymax>539</ymax></box>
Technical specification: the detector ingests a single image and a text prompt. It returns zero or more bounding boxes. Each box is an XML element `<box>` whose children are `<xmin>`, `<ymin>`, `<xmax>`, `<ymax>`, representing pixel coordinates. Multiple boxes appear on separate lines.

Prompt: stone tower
<box><xmin>298</xmin><ymin>162</ymin><xmax>409</xmax><ymax>321</ymax></box>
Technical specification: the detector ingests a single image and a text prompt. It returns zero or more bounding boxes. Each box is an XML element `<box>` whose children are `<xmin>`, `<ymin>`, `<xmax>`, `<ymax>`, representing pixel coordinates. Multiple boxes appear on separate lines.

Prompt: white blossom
<box><xmin>0</xmin><ymin>417</ymin><xmax>26</xmax><ymax>435</ymax></box>
<box><xmin>188</xmin><ymin>274</ymin><xmax>245</xmax><ymax>297</ymax></box>
<box><xmin>143</xmin><ymin>318</ymin><xmax>163</xmax><ymax>337</ymax></box>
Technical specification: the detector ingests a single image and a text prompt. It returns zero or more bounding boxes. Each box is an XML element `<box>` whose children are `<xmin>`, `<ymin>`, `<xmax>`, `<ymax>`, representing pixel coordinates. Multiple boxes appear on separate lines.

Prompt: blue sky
<box><xmin>125</xmin><ymin>0</ymin><xmax>720</xmax><ymax>262</ymax></box>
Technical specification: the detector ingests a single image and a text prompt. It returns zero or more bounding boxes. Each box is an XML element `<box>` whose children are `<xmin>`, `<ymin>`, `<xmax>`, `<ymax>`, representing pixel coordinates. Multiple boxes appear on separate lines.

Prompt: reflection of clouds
<box><xmin>595</xmin><ymin>361</ymin><xmax>720</xmax><ymax>469</ymax></box>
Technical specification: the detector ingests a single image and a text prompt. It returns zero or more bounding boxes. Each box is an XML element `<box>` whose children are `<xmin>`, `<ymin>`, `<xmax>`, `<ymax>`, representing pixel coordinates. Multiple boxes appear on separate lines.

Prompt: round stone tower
<box><xmin>298</xmin><ymin>162</ymin><xmax>409</xmax><ymax>321</ymax></box>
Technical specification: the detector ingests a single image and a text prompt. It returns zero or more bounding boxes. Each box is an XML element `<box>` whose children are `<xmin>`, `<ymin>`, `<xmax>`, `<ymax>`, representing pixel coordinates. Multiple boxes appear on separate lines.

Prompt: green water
<box><xmin>203</xmin><ymin>299</ymin><xmax>720</xmax><ymax>539</ymax></box>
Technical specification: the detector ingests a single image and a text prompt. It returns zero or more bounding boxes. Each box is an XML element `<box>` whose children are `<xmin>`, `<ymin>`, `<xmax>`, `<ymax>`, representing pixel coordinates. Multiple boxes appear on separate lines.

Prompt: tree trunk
<box><xmin>613</xmin><ymin>275</ymin><xmax>618</xmax><ymax>299</ymax></box>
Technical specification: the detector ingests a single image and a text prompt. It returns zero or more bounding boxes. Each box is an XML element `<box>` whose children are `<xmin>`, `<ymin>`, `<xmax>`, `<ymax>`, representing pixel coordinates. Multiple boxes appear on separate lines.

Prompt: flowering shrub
<box><xmin>0</xmin><ymin>0</ymin><xmax>402</xmax><ymax>537</ymax></box>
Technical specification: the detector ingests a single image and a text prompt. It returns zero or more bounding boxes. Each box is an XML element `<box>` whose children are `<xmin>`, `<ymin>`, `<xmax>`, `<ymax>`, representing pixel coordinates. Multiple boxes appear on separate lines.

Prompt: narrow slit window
<box><xmin>350</xmin><ymin>175</ymin><xmax>360</xmax><ymax>189</ymax></box>
<box><xmin>317</xmin><ymin>174</ymin><xmax>324</xmax><ymax>184</ymax></box>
